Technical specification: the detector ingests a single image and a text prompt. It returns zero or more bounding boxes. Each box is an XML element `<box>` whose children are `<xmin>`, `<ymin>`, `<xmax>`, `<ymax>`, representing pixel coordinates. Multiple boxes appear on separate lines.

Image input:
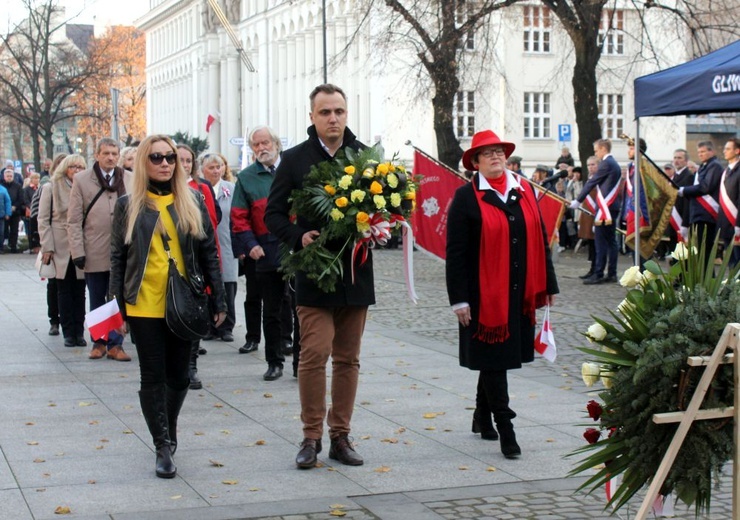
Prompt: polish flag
<box><xmin>85</xmin><ymin>300</ymin><xmax>124</xmax><ymax>341</ymax></box>
<box><xmin>534</xmin><ymin>305</ymin><xmax>556</xmax><ymax>362</ymax></box>
<box><xmin>205</xmin><ymin>113</ymin><xmax>217</xmax><ymax>133</ymax></box>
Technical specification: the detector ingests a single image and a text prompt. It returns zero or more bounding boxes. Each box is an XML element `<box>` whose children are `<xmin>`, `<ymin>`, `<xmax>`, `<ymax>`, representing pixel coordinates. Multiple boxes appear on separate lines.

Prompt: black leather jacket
<box><xmin>109</xmin><ymin>191</ymin><xmax>226</xmax><ymax>319</ymax></box>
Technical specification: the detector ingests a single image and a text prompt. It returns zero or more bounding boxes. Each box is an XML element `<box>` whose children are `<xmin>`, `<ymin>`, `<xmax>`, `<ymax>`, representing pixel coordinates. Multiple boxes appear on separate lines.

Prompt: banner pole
<box><xmin>635</xmin><ymin>121</ymin><xmax>642</xmax><ymax>267</ymax></box>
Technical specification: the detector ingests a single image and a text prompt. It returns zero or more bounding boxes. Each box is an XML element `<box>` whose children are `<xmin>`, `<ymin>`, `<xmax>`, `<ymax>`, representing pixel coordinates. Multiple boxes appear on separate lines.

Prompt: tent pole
<box><xmin>634</xmin><ymin>120</ymin><xmax>642</xmax><ymax>267</ymax></box>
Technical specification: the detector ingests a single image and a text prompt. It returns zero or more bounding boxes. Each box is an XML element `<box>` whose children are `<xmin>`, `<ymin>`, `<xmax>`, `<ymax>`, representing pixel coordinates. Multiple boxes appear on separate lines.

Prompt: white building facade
<box><xmin>137</xmin><ymin>0</ymin><xmax>689</xmax><ymax>170</ymax></box>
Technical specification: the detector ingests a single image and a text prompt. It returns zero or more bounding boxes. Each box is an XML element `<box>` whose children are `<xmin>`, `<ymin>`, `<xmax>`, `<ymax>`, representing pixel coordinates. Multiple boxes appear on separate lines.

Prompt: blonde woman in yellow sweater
<box><xmin>109</xmin><ymin>135</ymin><xmax>226</xmax><ymax>478</ymax></box>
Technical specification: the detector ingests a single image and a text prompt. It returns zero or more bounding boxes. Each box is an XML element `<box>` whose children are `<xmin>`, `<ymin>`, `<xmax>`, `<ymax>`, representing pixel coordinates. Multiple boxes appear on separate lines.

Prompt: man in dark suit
<box><xmin>677</xmin><ymin>141</ymin><xmax>723</xmax><ymax>263</ymax></box>
<box><xmin>570</xmin><ymin>139</ymin><xmax>622</xmax><ymax>284</ymax></box>
<box><xmin>265</xmin><ymin>84</ymin><xmax>371</xmax><ymax>470</ymax></box>
<box><xmin>672</xmin><ymin>148</ymin><xmax>694</xmax><ymax>241</ymax></box>
<box><xmin>717</xmin><ymin>138</ymin><xmax>740</xmax><ymax>266</ymax></box>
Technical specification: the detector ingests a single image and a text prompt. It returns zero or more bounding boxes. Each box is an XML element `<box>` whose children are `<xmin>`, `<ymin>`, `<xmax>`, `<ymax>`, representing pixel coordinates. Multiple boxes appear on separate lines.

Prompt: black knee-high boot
<box><xmin>189</xmin><ymin>342</ymin><xmax>202</xmax><ymax>390</ymax></box>
<box><xmin>472</xmin><ymin>373</ymin><xmax>498</xmax><ymax>440</ymax></box>
<box><xmin>481</xmin><ymin>370</ymin><xmax>521</xmax><ymax>459</ymax></box>
<box><xmin>165</xmin><ymin>385</ymin><xmax>188</xmax><ymax>455</ymax></box>
<box><xmin>139</xmin><ymin>385</ymin><xmax>176</xmax><ymax>478</ymax></box>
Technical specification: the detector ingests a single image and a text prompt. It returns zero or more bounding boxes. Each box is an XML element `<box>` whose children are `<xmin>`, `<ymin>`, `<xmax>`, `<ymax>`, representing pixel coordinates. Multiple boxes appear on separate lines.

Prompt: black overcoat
<box><xmin>264</xmin><ymin>125</ymin><xmax>375</xmax><ymax>308</ymax></box>
<box><xmin>445</xmin><ymin>174</ymin><xmax>559</xmax><ymax>371</ymax></box>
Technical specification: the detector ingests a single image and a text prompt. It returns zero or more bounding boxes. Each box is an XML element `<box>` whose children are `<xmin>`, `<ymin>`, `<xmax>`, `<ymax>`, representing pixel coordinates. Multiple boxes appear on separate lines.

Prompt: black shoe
<box><xmin>498</xmin><ymin>424</ymin><xmax>521</xmax><ymax>459</ymax></box>
<box><xmin>578</xmin><ymin>271</ymin><xmax>595</xmax><ymax>280</ymax></box>
<box><xmin>198</xmin><ymin>346</ymin><xmax>207</xmax><ymax>355</ymax></box>
<box><xmin>604</xmin><ymin>275</ymin><xmax>618</xmax><ymax>283</ymax></box>
<box><xmin>472</xmin><ymin>410</ymin><xmax>499</xmax><ymax>441</ymax></box>
<box><xmin>75</xmin><ymin>337</ymin><xmax>87</xmax><ymax>347</ymax></box>
<box><xmin>583</xmin><ymin>274</ymin><xmax>605</xmax><ymax>285</ymax></box>
<box><xmin>220</xmin><ymin>332</ymin><xmax>234</xmax><ymax>342</ymax></box>
<box><xmin>202</xmin><ymin>331</ymin><xmax>215</xmax><ymax>341</ymax></box>
<box><xmin>239</xmin><ymin>340</ymin><xmax>259</xmax><ymax>354</ymax></box>
<box><xmin>296</xmin><ymin>438</ymin><xmax>322</xmax><ymax>469</ymax></box>
<box><xmin>64</xmin><ymin>337</ymin><xmax>76</xmax><ymax>347</ymax></box>
<box><xmin>329</xmin><ymin>435</ymin><xmax>364</xmax><ymax>466</ymax></box>
<box><xmin>281</xmin><ymin>340</ymin><xmax>294</xmax><ymax>356</ymax></box>
<box><xmin>49</xmin><ymin>324</ymin><xmax>60</xmax><ymax>336</ymax></box>
<box><xmin>263</xmin><ymin>365</ymin><xmax>283</xmax><ymax>381</ymax></box>
<box><xmin>293</xmin><ymin>367</ymin><xmax>298</xmax><ymax>378</ymax></box>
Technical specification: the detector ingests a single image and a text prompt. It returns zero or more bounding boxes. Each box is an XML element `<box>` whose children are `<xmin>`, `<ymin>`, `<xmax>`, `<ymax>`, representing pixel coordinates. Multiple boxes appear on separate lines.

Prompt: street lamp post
<box><xmin>322</xmin><ymin>0</ymin><xmax>327</xmax><ymax>83</ymax></box>
<box><xmin>110</xmin><ymin>88</ymin><xmax>120</xmax><ymax>143</ymax></box>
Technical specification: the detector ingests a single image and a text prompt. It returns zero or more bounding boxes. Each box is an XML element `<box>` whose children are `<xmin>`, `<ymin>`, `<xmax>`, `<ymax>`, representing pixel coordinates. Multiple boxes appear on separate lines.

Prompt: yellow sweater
<box><xmin>126</xmin><ymin>193</ymin><xmax>187</xmax><ymax>318</ymax></box>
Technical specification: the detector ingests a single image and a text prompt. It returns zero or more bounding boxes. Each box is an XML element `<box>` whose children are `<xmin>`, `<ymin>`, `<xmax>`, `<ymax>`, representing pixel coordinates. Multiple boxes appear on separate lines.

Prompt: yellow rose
<box><xmin>338</xmin><ymin>175</ymin><xmax>353</xmax><ymax>190</ymax></box>
<box><xmin>370</xmin><ymin>181</ymin><xmax>383</xmax><ymax>195</ymax></box>
<box><xmin>356</xmin><ymin>211</ymin><xmax>370</xmax><ymax>224</ymax></box>
<box><xmin>344</xmin><ymin>165</ymin><xmax>356</xmax><ymax>174</ymax></box>
<box><xmin>387</xmin><ymin>173</ymin><xmax>398</xmax><ymax>189</ymax></box>
<box><xmin>405</xmin><ymin>189</ymin><xmax>416</xmax><ymax>200</ymax></box>
<box><xmin>389</xmin><ymin>163</ymin><xmax>396</xmax><ymax>172</ymax></box>
<box><xmin>330</xmin><ymin>208</ymin><xmax>344</xmax><ymax>221</ymax></box>
<box><xmin>363</xmin><ymin>168</ymin><xmax>374</xmax><ymax>178</ymax></box>
<box><xmin>619</xmin><ymin>266</ymin><xmax>643</xmax><ymax>288</ymax></box>
<box><xmin>335</xmin><ymin>197</ymin><xmax>348</xmax><ymax>208</ymax></box>
<box><xmin>377</xmin><ymin>163</ymin><xmax>389</xmax><ymax>176</ymax></box>
<box><xmin>350</xmin><ymin>189</ymin><xmax>366</xmax><ymax>203</ymax></box>
<box><xmin>373</xmin><ymin>195</ymin><xmax>386</xmax><ymax>209</ymax></box>
<box><xmin>324</xmin><ymin>185</ymin><xmax>336</xmax><ymax>195</ymax></box>
<box><xmin>390</xmin><ymin>193</ymin><xmax>402</xmax><ymax>207</ymax></box>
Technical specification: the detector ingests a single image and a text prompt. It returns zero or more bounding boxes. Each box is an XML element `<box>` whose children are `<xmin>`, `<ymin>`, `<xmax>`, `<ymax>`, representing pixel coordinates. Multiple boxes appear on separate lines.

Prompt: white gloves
<box><xmin>569</xmin><ymin>200</ymin><xmax>580</xmax><ymax>210</ymax></box>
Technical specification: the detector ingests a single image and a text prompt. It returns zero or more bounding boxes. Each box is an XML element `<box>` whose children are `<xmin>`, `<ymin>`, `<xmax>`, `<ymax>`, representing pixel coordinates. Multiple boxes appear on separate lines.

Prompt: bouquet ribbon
<box><xmin>350</xmin><ymin>213</ymin><xmax>418</xmax><ymax>304</ymax></box>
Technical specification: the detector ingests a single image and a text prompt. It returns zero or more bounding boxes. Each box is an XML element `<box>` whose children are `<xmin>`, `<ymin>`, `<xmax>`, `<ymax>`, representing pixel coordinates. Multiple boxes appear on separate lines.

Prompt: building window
<box><xmin>599</xmin><ymin>10</ymin><xmax>624</xmax><ymax>55</ymax></box>
<box><xmin>598</xmin><ymin>94</ymin><xmax>624</xmax><ymax>139</ymax></box>
<box><xmin>523</xmin><ymin>5</ymin><xmax>551</xmax><ymax>53</ymax></box>
<box><xmin>523</xmin><ymin>92</ymin><xmax>551</xmax><ymax>139</ymax></box>
<box><xmin>454</xmin><ymin>91</ymin><xmax>475</xmax><ymax>138</ymax></box>
<box><xmin>455</xmin><ymin>1</ymin><xmax>475</xmax><ymax>50</ymax></box>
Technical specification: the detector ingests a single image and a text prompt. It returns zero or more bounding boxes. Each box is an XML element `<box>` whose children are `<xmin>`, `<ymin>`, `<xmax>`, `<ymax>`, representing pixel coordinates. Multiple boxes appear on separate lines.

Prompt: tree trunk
<box><xmin>570</xmin><ymin>36</ymin><xmax>602</xmax><ymax>177</ymax></box>
<box><xmin>11</xmin><ymin>123</ymin><xmax>24</xmax><ymax>163</ymax></box>
<box><xmin>31</xmin><ymin>128</ymin><xmax>42</xmax><ymax>176</ymax></box>
<box><xmin>432</xmin><ymin>92</ymin><xmax>463</xmax><ymax>170</ymax></box>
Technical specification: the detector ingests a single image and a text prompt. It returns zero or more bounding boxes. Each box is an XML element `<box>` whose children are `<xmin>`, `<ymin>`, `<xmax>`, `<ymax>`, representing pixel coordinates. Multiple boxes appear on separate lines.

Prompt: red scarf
<box><xmin>473</xmin><ymin>175</ymin><xmax>548</xmax><ymax>343</ymax></box>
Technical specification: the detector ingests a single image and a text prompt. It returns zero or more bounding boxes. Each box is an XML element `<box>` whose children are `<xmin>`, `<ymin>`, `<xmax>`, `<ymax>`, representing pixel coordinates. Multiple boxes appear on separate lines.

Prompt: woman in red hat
<box><xmin>445</xmin><ymin>130</ymin><xmax>559</xmax><ymax>459</ymax></box>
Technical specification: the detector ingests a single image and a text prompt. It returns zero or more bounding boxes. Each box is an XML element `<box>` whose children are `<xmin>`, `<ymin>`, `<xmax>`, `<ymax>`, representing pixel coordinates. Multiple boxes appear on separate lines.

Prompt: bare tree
<box><xmin>0</xmin><ymin>0</ymin><xmax>102</xmax><ymax>170</ymax></box>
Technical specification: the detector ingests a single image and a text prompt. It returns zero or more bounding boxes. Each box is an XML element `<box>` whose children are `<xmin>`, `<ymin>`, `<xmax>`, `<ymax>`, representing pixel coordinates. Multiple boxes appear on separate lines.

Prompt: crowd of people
<box><xmin>4</xmin><ymin>82</ymin><xmax>739</xmax><ymax>481</ymax></box>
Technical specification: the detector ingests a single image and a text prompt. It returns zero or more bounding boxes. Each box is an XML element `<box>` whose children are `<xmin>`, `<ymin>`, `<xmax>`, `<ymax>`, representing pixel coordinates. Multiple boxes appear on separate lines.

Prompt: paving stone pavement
<box><xmin>0</xmin><ymin>248</ymin><xmax>734</xmax><ymax>519</ymax></box>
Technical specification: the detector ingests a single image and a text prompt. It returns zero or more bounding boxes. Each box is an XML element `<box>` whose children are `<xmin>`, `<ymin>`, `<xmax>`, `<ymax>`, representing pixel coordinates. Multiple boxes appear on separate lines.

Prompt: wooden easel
<box><xmin>635</xmin><ymin>322</ymin><xmax>740</xmax><ymax>519</ymax></box>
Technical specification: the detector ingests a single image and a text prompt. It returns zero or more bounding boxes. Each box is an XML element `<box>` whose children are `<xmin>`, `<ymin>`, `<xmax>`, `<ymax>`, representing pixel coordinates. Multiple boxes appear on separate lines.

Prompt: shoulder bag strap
<box><xmin>81</xmin><ymin>186</ymin><xmax>107</xmax><ymax>229</ymax></box>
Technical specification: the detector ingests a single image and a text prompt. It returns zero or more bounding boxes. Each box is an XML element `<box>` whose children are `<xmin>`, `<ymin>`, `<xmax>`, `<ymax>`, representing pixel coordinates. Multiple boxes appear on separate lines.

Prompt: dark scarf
<box><xmin>472</xmin><ymin>175</ymin><xmax>548</xmax><ymax>343</ymax></box>
<box><xmin>93</xmin><ymin>163</ymin><xmax>126</xmax><ymax>196</ymax></box>
<box><xmin>147</xmin><ymin>179</ymin><xmax>173</xmax><ymax>195</ymax></box>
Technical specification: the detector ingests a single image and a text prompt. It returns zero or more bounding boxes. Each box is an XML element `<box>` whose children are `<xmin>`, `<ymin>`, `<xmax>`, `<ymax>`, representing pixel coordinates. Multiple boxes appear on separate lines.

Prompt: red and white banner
<box><xmin>205</xmin><ymin>113</ymin><xmax>218</xmax><ymax>133</ymax></box>
<box><xmin>530</xmin><ymin>186</ymin><xmax>566</xmax><ymax>248</ymax></box>
<box><xmin>534</xmin><ymin>305</ymin><xmax>557</xmax><ymax>362</ymax></box>
<box><xmin>85</xmin><ymin>299</ymin><xmax>124</xmax><ymax>342</ymax></box>
<box><xmin>411</xmin><ymin>150</ymin><xmax>466</xmax><ymax>260</ymax></box>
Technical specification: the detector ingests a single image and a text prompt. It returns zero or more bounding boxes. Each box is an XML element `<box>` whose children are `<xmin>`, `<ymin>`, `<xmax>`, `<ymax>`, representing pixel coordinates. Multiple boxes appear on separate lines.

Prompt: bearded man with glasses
<box><xmin>68</xmin><ymin>137</ymin><xmax>134</xmax><ymax>361</ymax></box>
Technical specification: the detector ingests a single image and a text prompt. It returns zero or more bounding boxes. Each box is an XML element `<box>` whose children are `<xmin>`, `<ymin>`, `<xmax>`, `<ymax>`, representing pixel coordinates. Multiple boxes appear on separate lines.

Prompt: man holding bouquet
<box><xmin>265</xmin><ymin>84</ymin><xmax>372</xmax><ymax>469</ymax></box>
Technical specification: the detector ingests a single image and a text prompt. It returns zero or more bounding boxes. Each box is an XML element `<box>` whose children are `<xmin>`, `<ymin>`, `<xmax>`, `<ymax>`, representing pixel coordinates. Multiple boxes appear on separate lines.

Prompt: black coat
<box><xmin>109</xmin><ymin>190</ymin><xmax>226</xmax><ymax>320</ymax></box>
<box><xmin>264</xmin><ymin>125</ymin><xmax>375</xmax><ymax>308</ymax></box>
<box><xmin>684</xmin><ymin>156</ymin><xmax>722</xmax><ymax>225</ymax></box>
<box><xmin>1</xmin><ymin>180</ymin><xmax>24</xmax><ymax>217</ymax></box>
<box><xmin>717</xmin><ymin>162</ymin><xmax>740</xmax><ymax>245</ymax></box>
<box><xmin>673</xmin><ymin>166</ymin><xmax>694</xmax><ymax>225</ymax></box>
<box><xmin>446</xmin><ymin>174</ymin><xmax>559</xmax><ymax>371</ymax></box>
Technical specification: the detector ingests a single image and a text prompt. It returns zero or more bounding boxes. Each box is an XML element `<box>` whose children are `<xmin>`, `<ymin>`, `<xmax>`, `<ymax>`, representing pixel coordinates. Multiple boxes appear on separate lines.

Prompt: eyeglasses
<box><xmin>69</xmin><ymin>165</ymin><xmax>85</xmax><ymax>170</ymax></box>
<box><xmin>478</xmin><ymin>148</ymin><xmax>506</xmax><ymax>158</ymax></box>
<box><xmin>148</xmin><ymin>153</ymin><xmax>177</xmax><ymax>165</ymax></box>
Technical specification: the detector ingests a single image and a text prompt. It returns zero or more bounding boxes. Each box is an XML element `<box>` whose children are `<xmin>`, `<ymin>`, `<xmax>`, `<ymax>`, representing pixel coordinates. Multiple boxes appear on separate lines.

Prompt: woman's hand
<box><xmin>454</xmin><ymin>306</ymin><xmax>471</xmax><ymax>327</ymax></box>
<box><xmin>213</xmin><ymin>311</ymin><xmax>226</xmax><ymax>328</ymax></box>
<box><xmin>42</xmin><ymin>251</ymin><xmax>54</xmax><ymax>264</ymax></box>
<box><xmin>546</xmin><ymin>294</ymin><xmax>556</xmax><ymax>306</ymax></box>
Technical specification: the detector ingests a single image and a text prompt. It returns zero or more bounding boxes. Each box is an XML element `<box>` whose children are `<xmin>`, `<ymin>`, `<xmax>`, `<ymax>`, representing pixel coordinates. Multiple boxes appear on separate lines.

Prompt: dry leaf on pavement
<box><xmin>209</xmin><ymin>459</ymin><xmax>224</xmax><ymax>467</ymax></box>
<box><xmin>54</xmin><ymin>506</ymin><xmax>71</xmax><ymax>514</ymax></box>
<box><xmin>374</xmin><ymin>466</ymin><xmax>391</xmax><ymax>473</ymax></box>
<box><xmin>221</xmin><ymin>479</ymin><xmax>238</xmax><ymax>485</ymax></box>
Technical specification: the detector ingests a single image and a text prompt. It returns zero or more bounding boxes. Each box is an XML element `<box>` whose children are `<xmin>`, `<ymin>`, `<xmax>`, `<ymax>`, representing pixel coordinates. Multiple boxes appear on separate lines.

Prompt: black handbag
<box><xmin>162</xmin><ymin>234</ymin><xmax>210</xmax><ymax>341</ymax></box>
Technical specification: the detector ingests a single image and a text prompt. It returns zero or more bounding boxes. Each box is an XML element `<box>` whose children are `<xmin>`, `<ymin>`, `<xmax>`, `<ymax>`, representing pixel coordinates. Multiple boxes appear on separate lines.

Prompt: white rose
<box><xmin>586</xmin><ymin>323</ymin><xmax>607</xmax><ymax>342</ymax></box>
<box><xmin>617</xmin><ymin>299</ymin><xmax>636</xmax><ymax>315</ymax></box>
<box><xmin>671</xmin><ymin>242</ymin><xmax>689</xmax><ymax>261</ymax></box>
<box><xmin>601</xmin><ymin>371</ymin><xmax>614</xmax><ymax>389</ymax></box>
<box><xmin>619</xmin><ymin>266</ymin><xmax>643</xmax><ymax>288</ymax></box>
<box><xmin>582</xmin><ymin>362</ymin><xmax>601</xmax><ymax>387</ymax></box>
<box><xmin>642</xmin><ymin>270</ymin><xmax>657</xmax><ymax>283</ymax></box>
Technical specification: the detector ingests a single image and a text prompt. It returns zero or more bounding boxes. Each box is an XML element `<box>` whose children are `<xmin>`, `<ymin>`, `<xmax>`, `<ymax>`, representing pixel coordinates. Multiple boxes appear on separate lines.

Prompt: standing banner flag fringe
<box><xmin>85</xmin><ymin>299</ymin><xmax>124</xmax><ymax>342</ymax></box>
<box><xmin>534</xmin><ymin>305</ymin><xmax>557</xmax><ymax>362</ymax></box>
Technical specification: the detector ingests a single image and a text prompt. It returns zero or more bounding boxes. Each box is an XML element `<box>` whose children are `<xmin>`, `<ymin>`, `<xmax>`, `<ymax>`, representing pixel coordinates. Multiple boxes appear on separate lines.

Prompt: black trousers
<box><xmin>215</xmin><ymin>281</ymin><xmax>237</xmax><ymax>336</ymax></box>
<box><xmin>256</xmin><ymin>270</ymin><xmax>286</xmax><ymax>367</ymax></box>
<box><xmin>5</xmin><ymin>214</ymin><xmax>19</xmax><ymax>251</ymax></box>
<box><xmin>128</xmin><ymin>317</ymin><xmax>190</xmax><ymax>391</ymax></box>
<box><xmin>243</xmin><ymin>258</ymin><xmax>261</xmax><ymax>342</ymax></box>
<box><xmin>56</xmin><ymin>259</ymin><xmax>86</xmax><ymax>340</ymax></box>
<box><xmin>47</xmin><ymin>278</ymin><xmax>59</xmax><ymax>326</ymax></box>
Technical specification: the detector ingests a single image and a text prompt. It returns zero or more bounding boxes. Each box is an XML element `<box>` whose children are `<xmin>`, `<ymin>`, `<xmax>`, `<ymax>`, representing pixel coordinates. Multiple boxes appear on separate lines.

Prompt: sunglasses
<box><xmin>148</xmin><ymin>153</ymin><xmax>177</xmax><ymax>165</ymax></box>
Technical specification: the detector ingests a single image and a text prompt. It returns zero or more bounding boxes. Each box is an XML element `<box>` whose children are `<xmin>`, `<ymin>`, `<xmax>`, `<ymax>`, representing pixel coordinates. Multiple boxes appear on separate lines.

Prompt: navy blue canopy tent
<box><xmin>634</xmin><ymin>39</ymin><xmax>740</xmax><ymax>117</ymax></box>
